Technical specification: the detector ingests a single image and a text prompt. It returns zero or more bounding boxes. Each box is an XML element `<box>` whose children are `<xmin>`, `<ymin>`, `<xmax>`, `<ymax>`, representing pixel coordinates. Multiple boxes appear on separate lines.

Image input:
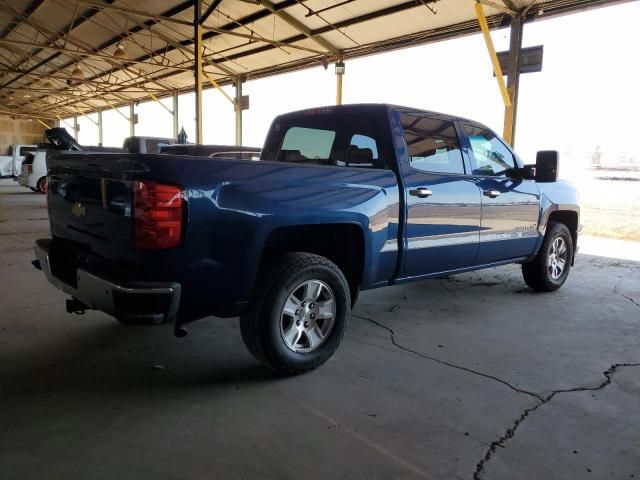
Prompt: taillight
<box><xmin>133</xmin><ymin>180</ymin><xmax>183</xmax><ymax>250</ymax></box>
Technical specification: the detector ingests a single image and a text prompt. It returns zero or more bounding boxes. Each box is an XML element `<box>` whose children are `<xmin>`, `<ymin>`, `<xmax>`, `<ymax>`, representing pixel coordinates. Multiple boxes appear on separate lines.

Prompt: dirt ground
<box><xmin>567</xmin><ymin>173</ymin><xmax>640</xmax><ymax>242</ymax></box>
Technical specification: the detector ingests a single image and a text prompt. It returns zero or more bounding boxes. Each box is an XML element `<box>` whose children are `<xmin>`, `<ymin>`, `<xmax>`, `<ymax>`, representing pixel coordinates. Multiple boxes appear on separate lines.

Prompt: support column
<box><xmin>129</xmin><ymin>104</ymin><xmax>135</xmax><ymax>137</ymax></box>
<box><xmin>172</xmin><ymin>91</ymin><xmax>179</xmax><ymax>139</ymax></box>
<box><xmin>97</xmin><ymin>110</ymin><xmax>103</xmax><ymax>146</ymax></box>
<box><xmin>335</xmin><ymin>59</ymin><xmax>345</xmax><ymax>105</ymax></box>
<box><xmin>234</xmin><ymin>77</ymin><xmax>242</xmax><ymax>146</ymax></box>
<box><xmin>474</xmin><ymin>3</ymin><xmax>512</xmax><ymax>112</ymax></box>
<box><xmin>194</xmin><ymin>0</ymin><xmax>203</xmax><ymax>144</ymax></box>
<box><xmin>503</xmin><ymin>15</ymin><xmax>523</xmax><ymax>146</ymax></box>
<box><xmin>73</xmin><ymin>116</ymin><xmax>78</xmax><ymax>141</ymax></box>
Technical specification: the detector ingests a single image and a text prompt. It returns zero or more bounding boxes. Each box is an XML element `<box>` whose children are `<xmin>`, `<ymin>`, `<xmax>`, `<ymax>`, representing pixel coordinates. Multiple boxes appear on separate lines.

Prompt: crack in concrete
<box><xmin>352</xmin><ymin>313</ymin><xmax>544</xmax><ymax>401</ymax></box>
<box><xmin>613</xmin><ymin>280</ymin><xmax>640</xmax><ymax>308</ymax></box>
<box><xmin>472</xmin><ymin>363</ymin><xmax>640</xmax><ymax>480</ymax></box>
<box><xmin>352</xmin><ymin>313</ymin><xmax>640</xmax><ymax>479</ymax></box>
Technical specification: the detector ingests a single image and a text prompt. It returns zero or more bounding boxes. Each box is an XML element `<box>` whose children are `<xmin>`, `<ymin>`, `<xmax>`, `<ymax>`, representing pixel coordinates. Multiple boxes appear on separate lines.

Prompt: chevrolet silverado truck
<box><xmin>33</xmin><ymin>105</ymin><xmax>579</xmax><ymax>374</ymax></box>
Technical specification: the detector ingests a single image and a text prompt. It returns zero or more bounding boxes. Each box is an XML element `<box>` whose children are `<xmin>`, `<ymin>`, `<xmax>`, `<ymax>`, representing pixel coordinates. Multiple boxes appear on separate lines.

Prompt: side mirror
<box><xmin>508</xmin><ymin>164</ymin><xmax>536</xmax><ymax>180</ymax></box>
<box><xmin>535</xmin><ymin>150</ymin><xmax>559</xmax><ymax>182</ymax></box>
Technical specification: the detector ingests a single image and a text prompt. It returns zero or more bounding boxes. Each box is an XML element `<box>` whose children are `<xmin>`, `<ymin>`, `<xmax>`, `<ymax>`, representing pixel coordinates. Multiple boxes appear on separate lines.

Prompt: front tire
<box><xmin>522</xmin><ymin>222</ymin><xmax>573</xmax><ymax>292</ymax></box>
<box><xmin>240</xmin><ymin>253</ymin><xmax>350</xmax><ymax>375</ymax></box>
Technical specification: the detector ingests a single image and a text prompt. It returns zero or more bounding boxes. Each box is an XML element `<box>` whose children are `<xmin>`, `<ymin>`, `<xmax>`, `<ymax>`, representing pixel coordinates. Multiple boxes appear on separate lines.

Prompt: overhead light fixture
<box><xmin>113</xmin><ymin>44</ymin><xmax>127</xmax><ymax>59</ymax></box>
<box><xmin>335</xmin><ymin>61</ymin><xmax>345</xmax><ymax>75</ymax></box>
<box><xmin>71</xmin><ymin>65</ymin><xmax>84</xmax><ymax>80</ymax></box>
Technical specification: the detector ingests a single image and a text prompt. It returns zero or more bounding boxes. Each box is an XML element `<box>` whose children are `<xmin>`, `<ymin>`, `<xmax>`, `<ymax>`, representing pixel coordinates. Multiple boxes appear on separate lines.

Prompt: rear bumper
<box><xmin>34</xmin><ymin>240</ymin><xmax>181</xmax><ymax>325</ymax></box>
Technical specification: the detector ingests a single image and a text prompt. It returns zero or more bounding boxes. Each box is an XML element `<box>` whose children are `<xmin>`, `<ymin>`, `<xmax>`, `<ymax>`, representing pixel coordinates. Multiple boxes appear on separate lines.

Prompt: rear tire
<box><xmin>240</xmin><ymin>253</ymin><xmax>350</xmax><ymax>375</ymax></box>
<box><xmin>36</xmin><ymin>176</ymin><xmax>47</xmax><ymax>194</ymax></box>
<box><xmin>522</xmin><ymin>222</ymin><xmax>573</xmax><ymax>292</ymax></box>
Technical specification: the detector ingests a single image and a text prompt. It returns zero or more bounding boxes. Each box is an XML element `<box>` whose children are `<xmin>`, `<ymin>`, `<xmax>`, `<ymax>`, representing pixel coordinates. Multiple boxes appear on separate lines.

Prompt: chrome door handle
<box><xmin>409</xmin><ymin>187</ymin><xmax>433</xmax><ymax>198</ymax></box>
<box><xmin>483</xmin><ymin>189</ymin><xmax>501</xmax><ymax>198</ymax></box>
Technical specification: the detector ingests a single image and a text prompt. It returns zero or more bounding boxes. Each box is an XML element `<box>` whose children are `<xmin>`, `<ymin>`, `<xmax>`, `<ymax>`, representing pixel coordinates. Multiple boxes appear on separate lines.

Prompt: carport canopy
<box><xmin>0</xmin><ymin>0</ymin><xmax>628</xmax><ymax>144</ymax></box>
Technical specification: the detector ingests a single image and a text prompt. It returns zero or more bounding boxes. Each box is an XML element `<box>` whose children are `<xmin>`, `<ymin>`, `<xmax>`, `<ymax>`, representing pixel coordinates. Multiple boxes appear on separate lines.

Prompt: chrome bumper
<box><xmin>34</xmin><ymin>242</ymin><xmax>181</xmax><ymax>324</ymax></box>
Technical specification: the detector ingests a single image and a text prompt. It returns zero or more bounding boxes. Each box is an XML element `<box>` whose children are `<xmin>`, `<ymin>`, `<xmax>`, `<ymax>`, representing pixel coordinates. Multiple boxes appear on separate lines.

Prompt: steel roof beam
<box><xmin>200</xmin><ymin>0</ymin><xmax>223</xmax><ymax>25</ymax></box>
<box><xmin>257</xmin><ymin>0</ymin><xmax>340</xmax><ymax>56</ymax></box>
<box><xmin>476</xmin><ymin>0</ymin><xmax>518</xmax><ymax>16</ymax></box>
<box><xmin>46</xmin><ymin>0</ymin><xmax>299</xmax><ymax>104</ymax></box>
<box><xmin>0</xmin><ymin>38</ymin><xmax>192</xmax><ymax>71</ymax></box>
<box><xmin>35</xmin><ymin>0</ymin><xmax>308</xmax><ymax>104</ymax></box>
<box><xmin>0</xmin><ymin>0</ymin><xmax>47</xmax><ymax>40</ymax></box>
<box><xmin>0</xmin><ymin>1</ymin><xmax>114</xmax><ymax>89</ymax></box>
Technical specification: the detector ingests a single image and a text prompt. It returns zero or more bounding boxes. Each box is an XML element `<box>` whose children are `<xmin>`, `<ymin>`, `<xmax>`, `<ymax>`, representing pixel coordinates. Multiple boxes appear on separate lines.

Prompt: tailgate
<box><xmin>47</xmin><ymin>152</ymin><xmax>141</xmax><ymax>258</ymax></box>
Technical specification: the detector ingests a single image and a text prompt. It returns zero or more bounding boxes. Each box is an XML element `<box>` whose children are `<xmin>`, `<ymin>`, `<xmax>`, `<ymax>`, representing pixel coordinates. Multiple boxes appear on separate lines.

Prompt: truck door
<box><xmin>461</xmin><ymin>123</ymin><xmax>540</xmax><ymax>264</ymax></box>
<box><xmin>399</xmin><ymin>113</ymin><xmax>482</xmax><ymax>277</ymax></box>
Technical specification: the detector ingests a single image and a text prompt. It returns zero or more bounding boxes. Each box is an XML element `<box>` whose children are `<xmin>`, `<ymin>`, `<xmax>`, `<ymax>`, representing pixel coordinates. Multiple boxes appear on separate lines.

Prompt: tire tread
<box><xmin>240</xmin><ymin>252</ymin><xmax>349</xmax><ymax>375</ymax></box>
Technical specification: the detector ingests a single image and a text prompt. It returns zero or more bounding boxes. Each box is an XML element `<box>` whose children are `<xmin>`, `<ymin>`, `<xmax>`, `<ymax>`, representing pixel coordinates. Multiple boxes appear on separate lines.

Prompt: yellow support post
<box><xmin>474</xmin><ymin>2</ymin><xmax>512</xmax><ymax>109</ymax></box>
<box><xmin>194</xmin><ymin>0</ymin><xmax>203</xmax><ymax>145</ymax></box>
<box><xmin>234</xmin><ymin>77</ymin><xmax>243</xmax><ymax>146</ymax></box>
<box><xmin>335</xmin><ymin>59</ymin><xmax>344</xmax><ymax>105</ymax></box>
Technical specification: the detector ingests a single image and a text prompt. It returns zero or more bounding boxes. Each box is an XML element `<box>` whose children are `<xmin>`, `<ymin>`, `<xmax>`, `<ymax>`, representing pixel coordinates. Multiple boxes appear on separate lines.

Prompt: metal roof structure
<box><xmin>0</xmin><ymin>0</ymin><xmax>629</xmax><ymax>120</ymax></box>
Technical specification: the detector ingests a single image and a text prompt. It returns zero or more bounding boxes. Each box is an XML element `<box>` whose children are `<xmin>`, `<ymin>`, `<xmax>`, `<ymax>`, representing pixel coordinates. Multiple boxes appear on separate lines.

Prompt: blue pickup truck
<box><xmin>34</xmin><ymin>104</ymin><xmax>579</xmax><ymax>374</ymax></box>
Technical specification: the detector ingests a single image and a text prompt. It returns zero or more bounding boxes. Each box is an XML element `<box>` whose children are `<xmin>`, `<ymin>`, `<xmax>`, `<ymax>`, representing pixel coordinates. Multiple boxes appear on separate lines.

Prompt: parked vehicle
<box><xmin>123</xmin><ymin>136</ymin><xmax>175</xmax><ymax>153</ymax></box>
<box><xmin>18</xmin><ymin>150</ymin><xmax>49</xmax><ymax>193</ymax></box>
<box><xmin>33</xmin><ymin>104</ymin><xmax>579</xmax><ymax>374</ymax></box>
<box><xmin>46</xmin><ymin>127</ymin><xmax>172</xmax><ymax>154</ymax></box>
<box><xmin>0</xmin><ymin>144</ymin><xmax>38</xmax><ymax>178</ymax></box>
<box><xmin>16</xmin><ymin>129</ymin><xmax>86</xmax><ymax>193</ymax></box>
<box><xmin>16</xmin><ymin>128</ymin><xmax>144</xmax><ymax>193</ymax></box>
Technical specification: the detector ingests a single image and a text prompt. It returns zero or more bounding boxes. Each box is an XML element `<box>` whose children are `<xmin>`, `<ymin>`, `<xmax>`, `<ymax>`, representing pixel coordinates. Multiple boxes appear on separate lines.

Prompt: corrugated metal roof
<box><xmin>0</xmin><ymin>0</ymin><xmax>628</xmax><ymax>119</ymax></box>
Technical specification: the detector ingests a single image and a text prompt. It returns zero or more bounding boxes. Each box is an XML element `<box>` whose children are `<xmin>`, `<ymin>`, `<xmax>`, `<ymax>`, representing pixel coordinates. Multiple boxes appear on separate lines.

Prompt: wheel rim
<box><xmin>279</xmin><ymin>279</ymin><xmax>336</xmax><ymax>353</ymax></box>
<box><xmin>547</xmin><ymin>237</ymin><xmax>568</xmax><ymax>280</ymax></box>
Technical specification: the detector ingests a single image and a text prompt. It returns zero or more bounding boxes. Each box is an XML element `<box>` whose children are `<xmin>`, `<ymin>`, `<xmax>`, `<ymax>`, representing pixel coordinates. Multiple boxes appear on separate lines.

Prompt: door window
<box><xmin>401</xmin><ymin>115</ymin><xmax>465</xmax><ymax>174</ymax></box>
<box><xmin>463</xmin><ymin>124</ymin><xmax>515</xmax><ymax>176</ymax></box>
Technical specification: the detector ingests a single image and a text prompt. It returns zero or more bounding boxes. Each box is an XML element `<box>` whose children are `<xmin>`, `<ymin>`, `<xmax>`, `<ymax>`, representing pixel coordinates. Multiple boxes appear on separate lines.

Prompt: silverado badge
<box><xmin>71</xmin><ymin>202</ymin><xmax>86</xmax><ymax>218</ymax></box>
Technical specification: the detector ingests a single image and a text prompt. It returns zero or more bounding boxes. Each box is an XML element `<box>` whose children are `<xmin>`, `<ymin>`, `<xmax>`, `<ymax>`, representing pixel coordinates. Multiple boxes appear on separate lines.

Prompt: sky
<box><xmin>74</xmin><ymin>2</ymin><xmax>640</xmax><ymax>167</ymax></box>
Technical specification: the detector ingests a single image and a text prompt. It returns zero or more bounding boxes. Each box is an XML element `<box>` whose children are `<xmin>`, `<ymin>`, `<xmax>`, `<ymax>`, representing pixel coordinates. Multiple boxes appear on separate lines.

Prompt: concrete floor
<box><xmin>1</xmin><ymin>179</ymin><xmax>639</xmax><ymax>480</ymax></box>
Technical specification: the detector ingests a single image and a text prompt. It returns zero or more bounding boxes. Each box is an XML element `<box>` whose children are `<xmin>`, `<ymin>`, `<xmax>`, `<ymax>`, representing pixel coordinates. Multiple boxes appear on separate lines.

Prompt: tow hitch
<box><xmin>66</xmin><ymin>297</ymin><xmax>88</xmax><ymax>314</ymax></box>
<box><xmin>174</xmin><ymin>319</ymin><xmax>188</xmax><ymax>338</ymax></box>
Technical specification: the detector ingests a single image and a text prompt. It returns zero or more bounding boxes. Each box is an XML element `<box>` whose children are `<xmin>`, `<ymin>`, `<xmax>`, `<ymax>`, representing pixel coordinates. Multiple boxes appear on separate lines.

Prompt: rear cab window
<box><xmin>262</xmin><ymin>109</ymin><xmax>388</xmax><ymax>170</ymax></box>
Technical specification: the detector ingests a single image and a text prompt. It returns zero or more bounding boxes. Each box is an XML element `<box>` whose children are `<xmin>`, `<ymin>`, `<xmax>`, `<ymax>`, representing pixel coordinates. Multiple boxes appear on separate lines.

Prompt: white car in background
<box><xmin>0</xmin><ymin>144</ymin><xmax>38</xmax><ymax>178</ymax></box>
<box><xmin>17</xmin><ymin>150</ymin><xmax>49</xmax><ymax>193</ymax></box>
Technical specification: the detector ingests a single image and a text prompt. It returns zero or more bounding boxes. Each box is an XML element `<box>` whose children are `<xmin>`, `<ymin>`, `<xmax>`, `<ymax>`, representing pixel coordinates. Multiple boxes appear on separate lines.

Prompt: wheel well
<box><xmin>259</xmin><ymin>224</ymin><xmax>364</xmax><ymax>298</ymax></box>
<box><xmin>548</xmin><ymin>210</ymin><xmax>578</xmax><ymax>235</ymax></box>
<box><xmin>548</xmin><ymin>210</ymin><xmax>578</xmax><ymax>258</ymax></box>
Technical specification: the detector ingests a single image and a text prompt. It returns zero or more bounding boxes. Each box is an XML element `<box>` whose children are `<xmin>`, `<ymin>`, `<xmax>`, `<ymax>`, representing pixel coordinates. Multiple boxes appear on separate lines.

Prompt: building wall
<box><xmin>0</xmin><ymin>115</ymin><xmax>49</xmax><ymax>153</ymax></box>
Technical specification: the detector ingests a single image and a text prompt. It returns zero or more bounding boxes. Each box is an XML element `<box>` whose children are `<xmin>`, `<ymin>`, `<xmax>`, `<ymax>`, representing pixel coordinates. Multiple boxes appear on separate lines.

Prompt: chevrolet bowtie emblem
<box><xmin>71</xmin><ymin>202</ymin><xmax>86</xmax><ymax>218</ymax></box>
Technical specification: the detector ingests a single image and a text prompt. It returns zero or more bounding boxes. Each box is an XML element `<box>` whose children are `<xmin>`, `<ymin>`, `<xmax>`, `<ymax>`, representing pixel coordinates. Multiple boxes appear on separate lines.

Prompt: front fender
<box><xmin>537</xmin><ymin>179</ymin><xmax>580</xmax><ymax>236</ymax></box>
